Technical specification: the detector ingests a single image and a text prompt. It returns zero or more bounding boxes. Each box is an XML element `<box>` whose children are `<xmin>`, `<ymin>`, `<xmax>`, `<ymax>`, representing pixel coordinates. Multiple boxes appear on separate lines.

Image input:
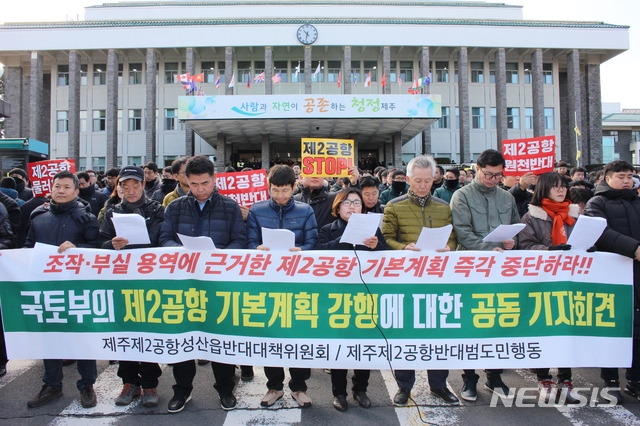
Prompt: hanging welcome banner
<box><xmin>0</xmin><ymin>245</ymin><xmax>632</xmax><ymax>370</ymax></box>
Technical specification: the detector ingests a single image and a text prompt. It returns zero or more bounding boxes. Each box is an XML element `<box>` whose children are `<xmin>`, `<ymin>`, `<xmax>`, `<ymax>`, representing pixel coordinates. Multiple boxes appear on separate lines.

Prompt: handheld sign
<box><xmin>215</xmin><ymin>169</ymin><xmax>269</xmax><ymax>207</ymax></box>
<box><xmin>301</xmin><ymin>138</ymin><xmax>354</xmax><ymax>177</ymax></box>
<box><xmin>27</xmin><ymin>159</ymin><xmax>76</xmax><ymax>198</ymax></box>
<box><xmin>502</xmin><ymin>136</ymin><xmax>556</xmax><ymax>176</ymax></box>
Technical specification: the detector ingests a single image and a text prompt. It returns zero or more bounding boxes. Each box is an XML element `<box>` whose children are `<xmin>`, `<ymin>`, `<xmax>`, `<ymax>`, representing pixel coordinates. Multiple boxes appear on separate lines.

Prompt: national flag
<box><xmin>398</xmin><ymin>76</ymin><xmax>403</xmax><ymax>87</ymax></box>
<box><xmin>254</xmin><ymin>72</ymin><xmax>265</xmax><ymax>83</ymax></box>
<box><xmin>247</xmin><ymin>78</ymin><xmax>250</xmax><ymax>89</ymax></box>
<box><xmin>294</xmin><ymin>61</ymin><xmax>301</xmax><ymax>79</ymax></box>
<box><xmin>364</xmin><ymin>71</ymin><xmax>371</xmax><ymax>87</ymax></box>
<box><xmin>214</xmin><ymin>74</ymin><xmax>221</xmax><ymax>89</ymax></box>
<box><xmin>272</xmin><ymin>73</ymin><xmax>282</xmax><ymax>84</ymax></box>
<box><xmin>191</xmin><ymin>72</ymin><xmax>204</xmax><ymax>83</ymax></box>
<box><xmin>412</xmin><ymin>78</ymin><xmax>418</xmax><ymax>91</ymax></box>
<box><xmin>229</xmin><ymin>72</ymin><xmax>235</xmax><ymax>88</ymax></box>
<box><xmin>178</xmin><ymin>72</ymin><xmax>190</xmax><ymax>83</ymax></box>
<box><xmin>381</xmin><ymin>73</ymin><xmax>387</xmax><ymax>88</ymax></box>
<box><xmin>314</xmin><ymin>62</ymin><xmax>321</xmax><ymax>80</ymax></box>
<box><xmin>337</xmin><ymin>71</ymin><xmax>341</xmax><ymax>88</ymax></box>
<box><xmin>574</xmin><ymin>125</ymin><xmax>581</xmax><ymax>137</ymax></box>
<box><xmin>185</xmin><ymin>80</ymin><xmax>197</xmax><ymax>95</ymax></box>
<box><xmin>425</xmin><ymin>72</ymin><xmax>431</xmax><ymax>85</ymax></box>
<box><xmin>576</xmin><ymin>150</ymin><xmax>582</xmax><ymax>161</ymax></box>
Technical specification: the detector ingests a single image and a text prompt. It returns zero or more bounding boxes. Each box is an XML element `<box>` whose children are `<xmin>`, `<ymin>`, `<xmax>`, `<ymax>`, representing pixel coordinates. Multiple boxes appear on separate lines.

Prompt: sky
<box><xmin>1</xmin><ymin>0</ymin><xmax>638</xmax><ymax>110</ymax></box>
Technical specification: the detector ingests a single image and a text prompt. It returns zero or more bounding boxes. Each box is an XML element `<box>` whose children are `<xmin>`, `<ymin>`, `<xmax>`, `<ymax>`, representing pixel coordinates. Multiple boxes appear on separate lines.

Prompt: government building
<box><xmin>0</xmin><ymin>0</ymin><xmax>630</xmax><ymax>172</ymax></box>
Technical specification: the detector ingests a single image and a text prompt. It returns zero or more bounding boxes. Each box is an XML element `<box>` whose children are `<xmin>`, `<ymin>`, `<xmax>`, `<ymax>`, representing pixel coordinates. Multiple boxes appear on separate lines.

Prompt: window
<box><xmin>507</xmin><ymin>107</ymin><xmax>520</xmax><ymax>129</ymax></box>
<box><xmin>350</xmin><ymin>60</ymin><xmax>360</xmax><ymax>84</ymax></box>
<box><xmin>237</xmin><ymin>61</ymin><xmax>251</xmax><ymax>83</ymax></box>
<box><xmin>455</xmin><ymin>107</ymin><xmax>460</xmax><ymax>129</ymax></box>
<box><xmin>363</xmin><ymin>60</ymin><xmax>377</xmax><ymax>82</ymax></box>
<box><xmin>117</xmin><ymin>110</ymin><xmax>123</xmax><ymax>132</ymax></box>
<box><xmin>118</xmin><ymin>64</ymin><xmax>123</xmax><ymax>85</ymax></box>
<box><xmin>80</xmin><ymin>65</ymin><xmax>88</xmax><ymax>86</ymax></box>
<box><xmin>435</xmin><ymin>106</ymin><xmax>450</xmax><ymax>129</ymax></box>
<box><xmin>274</xmin><ymin>60</ymin><xmax>289</xmax><ymax>83</ymax></box>
<box><xmin>291</xmin><ymin>61</ymin><xmax>303</xmax><ymax>83</ymax></box>
<box><xmin>93</xmin><ymin>64</ymin><xmax>106</xmax><ymax>85</ymax></box>
<box><xmin>490</xmin><ymin>107</ymin><xmax>497</xmax><ymax>129</ymax></box>
<box><xmin>128</xmin><ymin>109</ymin><xmax>142</xmax><ymax>131</ymax></box>
<box><xmin>129</xmin><ymin>63</ymin><xmax>143</xmax><ymax>85</ymax></box>
<box><xmin>202</xmin><ymin>61</ymin><xmax>216</xmax><ymax>83</ymax></box>
<box><xmin>506</xmin><ymin>63</ymin><xmax>518</xmax><ymax>84</ymax></box>
<box><xmin>117</xmin><ymin>157</ymin><xmax>123</xmax><ymax>168</ymax></box>
<box><xmin>80</xmin><ymin>110</ymin><xmax>87</xmax><ymax>132</ymax></box>
<box><xmin>632</xmin><ymin>131</ymin><xmax>640</xmax><ymax>143</ymax></box>
<box><xmin>58</xmin><ymin>65</ymin><xmax>69</xmax><ymax>86</ymax></box>
<box><xmin>399</xmin><ymin>61</ymin><xmax>413</xmax><ymax>84</ymax></box>
<box><xmin>93</xmin><ymin>110</ymin><xmax>106</xmax><ymax>132</ymax></box>
<box><xmin>471</xmin><ymin>62</ymin><xmax>484</xmax><ymax>83</ymax></box>
<box><xmin>129</xmin><ymin>156</ymin><xmax>144</xmax><ymax>167</ymax></box>
<box><xmin>435</xmin><ymin>61</ymin><xmax>449</xmax><ymax>83</ymax></box>
<box><xmin>217</xmin><ymin>62</ymin><xmax>226</xmax><ymax>85</ymax></box>
<box><xmin>327</xmin><ymin>60</ymin><xmax>340</xmax><ymax>83</ymax></box>
<box><xmin>165</xmin><ymin>62</ymin><xmax>178</xmax><ymax>84</ymax></box>
<box><xmin>92</xmin><ymin>157</ymin><xmax>106</xmax><ymax>172</ymax></box>
<box><xmin>489</xmin><ymin>62</ymin><xmax>495</xmax><ymax>84</ymax></box>
<box><xmin>543</xmin><ymin>63</ymin><xmax>553</xmax><ymax>84</ymax></box>
<box><xmin>525</xmin><ymin>107</ymin><xmax>533</xmax><ymax>129</ymax></box>
<box><xmin>523</xmin><ymin>63</ymin><xmax>532</xmax><ymax>84</ymax></box>
<box><xmin>472</xmin><ymin>107</ymin><xmax>485</xmax><ymax>129</ymax></box>
<box><xmin>56</xmin><ymin>111</ymin><xmax>68</xmax><ymax>133</ymax></box>
<box><xmin>165</xmin><ymin>108</ymin><xmax>177</xmax><ymax>131</ymax></box>
<box><xmin>454</xmin><ymin>61</ymin><xmax>458</xmax><ymax>83</ymax></box>
<box><xmin>79</xmin><ymin>158</ymin><xmax>86</xmax><ymax>170</ymax></box>
<box><xmin>254</xmin><ymin>60</ymin><xmax>266</xmax><ymax>82</ymax></box>
<box><xmin>544</xmin><ymin>108</ymin><xmax>554</xmax><ymax>130</ymax></box>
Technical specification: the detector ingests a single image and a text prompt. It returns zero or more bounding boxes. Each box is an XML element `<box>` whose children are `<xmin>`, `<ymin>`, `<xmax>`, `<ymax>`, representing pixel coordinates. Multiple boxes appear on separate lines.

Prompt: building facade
<box><xmin>0</xmin><ymin>0</ymin><xmax>630</xmax><ymax>171</ymax></box>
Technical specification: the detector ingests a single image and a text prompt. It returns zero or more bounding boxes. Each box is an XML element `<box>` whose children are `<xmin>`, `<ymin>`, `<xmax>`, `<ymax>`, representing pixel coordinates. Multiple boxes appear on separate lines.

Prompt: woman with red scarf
<box><xmin>519</xmin><ymin>171</ymin><xmax>580</xmax><ymax>404</ymax></box>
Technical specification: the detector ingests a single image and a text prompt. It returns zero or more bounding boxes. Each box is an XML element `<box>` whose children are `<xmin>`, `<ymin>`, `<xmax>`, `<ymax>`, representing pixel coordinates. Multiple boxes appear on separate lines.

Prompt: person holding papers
<box><xmin>159</xmin><ymin>155</ymin><xmax>247</xmax><ymax>413</ymax></box>
<box><xmin>450</xmin><ymin>149</ymin><xmax>520</xmax><ymax>402</ymax></box>
<box><xmin>518</xmin><ymin>172</ymin><xmax>581</xmax><ymax>404</ymax></box>
<box><xmin>381</xmin><ymin>155</ymin><xmax>458</xmax><ymax>407</ymax></box>
<box><xmin>98</xmin><ymin>166</ymin><xmax>164</xmax><ymax>407</ymax></box>
<box><xmin>314</xmin><ymin>188</ymin><xmax>387</xmax><ymax>412</ymax></box>
<box><xmin>246</xmin><ymin>165</ymin><xmax>318</xmax><ymax>408</ymax></box>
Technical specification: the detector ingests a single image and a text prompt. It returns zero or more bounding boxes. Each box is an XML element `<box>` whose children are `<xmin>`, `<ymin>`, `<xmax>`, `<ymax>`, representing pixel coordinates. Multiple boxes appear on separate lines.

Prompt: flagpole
<box><xmin>574</xmin><ymin>110</ymin><xmax>580</xmax><ymax>167</ymax></box>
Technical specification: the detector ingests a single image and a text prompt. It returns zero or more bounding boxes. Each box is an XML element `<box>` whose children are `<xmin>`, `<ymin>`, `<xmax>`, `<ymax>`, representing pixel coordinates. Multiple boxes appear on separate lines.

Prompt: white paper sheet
<box><xmin>367</xmin><ymin>212</ymin><xmax>384</xmax><ymax>229</ymax></box>
<box><xmin>482</xmin><ymin>223</ymin><xmax>526</xmax><ymax>242</ymax></box>
<box><xmin>177</xmin><ymin>233</ymin><xmax>216</xmax><ymax>250</ymax></box>
<box><xmin>415</xmin><ymin>224</ymin><xmax>453</xmax><ymax>251</ymax></box>
<box><xmin>340</xmin><ymin>213</ymin><xmax>380</xmax><ymax>246</ymax></box>
<box><xmin>567</xmin><ymin>215</ymin><xmax>608</xmax><ymax>250</ymax></box>
<box><xmin>262</xmin><ymin>227</ymin><xmax>296</xmax><ymax>250</ymax></box>
<box><xmin>112</xmin><ymin>212</ymin><xmax>151</xmax><ymax>245</ymax></box>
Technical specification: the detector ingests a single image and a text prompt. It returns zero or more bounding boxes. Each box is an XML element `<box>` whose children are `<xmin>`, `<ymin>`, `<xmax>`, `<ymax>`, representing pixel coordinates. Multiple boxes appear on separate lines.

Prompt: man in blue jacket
<box><xmin>246</xmin><ymin>164</ymin><xmax>318</xmax><ymax>408</ymax></box>
<box><xmin>159</xmin><ymin>155</ymin><xmax>247</xmax><ymax>413</ymax></box>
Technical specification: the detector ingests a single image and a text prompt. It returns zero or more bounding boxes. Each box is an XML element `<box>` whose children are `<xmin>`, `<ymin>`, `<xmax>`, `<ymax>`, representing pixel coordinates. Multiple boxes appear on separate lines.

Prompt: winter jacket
<box><xmin>450</xmin><ymin>177</ymin><xmax>521</xmax><ymax>251</ymax></box>
<box><xmin>519</xmin><ymin>204</ymin><xmax>579</xmax><ymax>250</ymax></box>
<box><xmin>508</xmin><ymin>184</ymin><xmax>534</xmax><ymax>218</ymax></box>
<box><xmin>0</xmin><ymin>203</ymin><xmax>16</xmax><ymax>249</ymax></box>
<box><xmin>382</xmin><ymin>193</ymin><xmax>457</xmax><ymax>251</ymax></box>
<box><xmin>247</xmin><ymin>197</ymin><xmax>318</xmax><ymax>250</ymax></box>
<box><xmin>294</xmin><ymin>186</ymin><xmax>341</xmax><ymax>230</ymax></box>
<box><xmin>379</xmin><ymin>185</ymin><xmax>408</xmax><ymax>206</ymax></box>
<box><xmin>78</xmin><ymin>184</ymin><xmax>110</xmax><ymax>216</ymax></box>
<box><xmin>98</xmin><ymin>196</ymin><xmax>121</xmax><ymax>224</ymax></box>
<box><xmin>433</xmin><ymin>183</ymin><xmax>461</xmax><ymax>204</ymax></box>
<box><xmin>0</xmin><ymin>187</ymin><xmax>24</xmax><ymax>206</ymax></box>
<box><xmin>163</xmin><ymin>185</ymin><xmax>188</xmax><ymax>208</ymax></box>
<box><xmin>0</xmin><ymin>190</ymin><xmax>20</xmax><ymax>235</ymax></box>
<box><xmin>144</xmin><ymin>178</ymin><xmax>162</xmax><ymax>198</ymax></box>
<box><xmin>100</xmin><ymin>198</ymin><xmax>165</xmax><ymax>249</ymax></box>
<box><xmin>315</xmin><ymin>216</ymin><xmax>388</xmax><ymax>251</ymax></box>
<box><xmin>365</xmin><ymin>202</ymin><xmax>384</xmax><ymax>214</ymax></box>
<box><xmin>17</xmin><ymin>196</ymin><xmax>47</xmax><ymax>248</ymax></box>
<box><xmin>159</xmin><ymin>189</ymin><xmax>247</xmax><ymax>249</ymax></box>
<box><xmin>24</xmin><ymin>198</ymin><xmax>100</xmax><ymax>248</ymax></box>
<box><xmin>152</xmin><ymin>179</ymin><xmax>177</xmax><ymax>204</ymax></box>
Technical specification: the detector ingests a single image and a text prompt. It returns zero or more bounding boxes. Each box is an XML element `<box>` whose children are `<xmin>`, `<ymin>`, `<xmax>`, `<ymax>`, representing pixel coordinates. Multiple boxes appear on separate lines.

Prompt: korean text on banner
<box><xmin>301</xmin><ymin>138</ymin><xmax>354</xmax><ymax>177</ymax></box>
<box><xmin>27</xmin><ymin>159</ymin><xmax>76</xmax><ymax>198</ymax></box>
<box><xmin>502</xmin><ymin>136</ymin><xmax>556</xmax><ymax>176</ymax></box>
<box><xmin>215</xmin><ymin>169</ymin><xmax>269</xmax><ymax>207</ymax></box>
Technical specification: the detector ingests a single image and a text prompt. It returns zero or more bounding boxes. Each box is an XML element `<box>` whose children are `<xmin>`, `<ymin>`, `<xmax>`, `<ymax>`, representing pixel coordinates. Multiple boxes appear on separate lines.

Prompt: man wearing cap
<box><xmin>159</xmin><ymin>155</ymin><xmax>247</xmax><ymax>413</ymax></box>
<box><xmin>99</xmin><ymin>166</ymin><xmax>164</xmax><ymax>407</ymax></box>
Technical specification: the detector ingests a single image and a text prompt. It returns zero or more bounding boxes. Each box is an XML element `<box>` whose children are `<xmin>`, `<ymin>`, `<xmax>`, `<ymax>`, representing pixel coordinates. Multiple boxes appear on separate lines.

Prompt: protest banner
<box><xmin>301</xmin><ymin>138</ymin><xmax>354</xmax><ymax>177</ymax></box>
<box><xmin>27</xmin><ymin>159</ymin><xmax>76</xmax><ymax>197</ymax></box>
<box><xmin>214</xmin><ymin>169</ymin><xmax>269</xmax><ymax>207</ymax></box>
<box><xmin>502</xmin><ymin>136</ymin><xmax>556</xmax><ymax>176</ymax></box>
<box><xmin>0</xmin><ymin>246</ymin><xmax>631</xmax><ymax>370</ymax></box>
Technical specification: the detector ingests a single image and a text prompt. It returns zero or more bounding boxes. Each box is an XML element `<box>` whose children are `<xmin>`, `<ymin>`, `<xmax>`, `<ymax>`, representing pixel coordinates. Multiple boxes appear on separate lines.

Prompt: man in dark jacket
<box><xmin>360</xmin><ymin>176</ymin><xmax>383</xmax><ymax>213</ymax></box>
<box><xmin>584</xmin><ymin>159</ymin><xmax>640</xmax><ymax>404</ymax></box>
<box><xmin>152</xmin><ymin>166</ymin><xmax>177</xmax><ymax>203</ymax></box>
<box><xmin>100</xmin><ymin>167</ymin><xmax>120</xmax><ymax>197</ymax></box>
<box><xmin>9</xmin><ymin>168</ymin><xmax>33</xmax><ymax>201</ymax></box>
<box><xmin>99</xmin><ymin>165</ymin><xmax>164</xmax><ymax>407</ymax></box>
<box><xmin>77</xmin><ymin>171</ymin><xmax>110</xmax><ymax>215</ymax></box>
<box><xmin>0</xmin><ymin>201</ymin><xmax>15</xmax><ymax>378</ymax></box>
<box><xmin>0</xmin><ymin>187</ymin><xmax>20</xmax><ymax>236</ymax></box>
<box><xmin>246</xmin><ymin>165</ymin><xmax>318</xmax><ymax>409</ymax></box>
<box><xmin>159</xmin><ymin>155</ymin><xmax>247</xmax><ymax>413</ymax></box>
<box><xmin>143</xmin><ymin>162</ymin><xmax>161</xmax><ymax>198</ymax></box>
<box><xmin>23</xmin><ymin>170</ymin><xmax>100</xmax><ymax>409</ymax></box>
<box><xmin>379</xmin><ymin>170</ymin><xmax>408</xmax><ymax>206</ymax></box>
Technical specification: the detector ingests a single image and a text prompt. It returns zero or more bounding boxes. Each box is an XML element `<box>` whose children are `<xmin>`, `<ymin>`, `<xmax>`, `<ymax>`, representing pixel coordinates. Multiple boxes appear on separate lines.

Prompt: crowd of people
<box><xmin>1</xmin><ymin>151</ymin><xmax>640</xmax><ymax>413</ymax></box>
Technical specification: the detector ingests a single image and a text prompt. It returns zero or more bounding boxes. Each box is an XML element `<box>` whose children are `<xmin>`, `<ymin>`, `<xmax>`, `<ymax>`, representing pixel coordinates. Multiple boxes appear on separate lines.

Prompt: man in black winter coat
<box><xmin>77</xmin><ymin>171</ymin><xmax>110</xmax><ymax>215</ymax></box>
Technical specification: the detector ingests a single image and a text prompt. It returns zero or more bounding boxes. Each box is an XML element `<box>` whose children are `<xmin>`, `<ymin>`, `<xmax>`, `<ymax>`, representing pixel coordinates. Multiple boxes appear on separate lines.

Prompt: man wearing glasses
<box><xmin>450</xmin><ymin>149</ymin><xmax>521</xmax><ymax>402</ymax></box>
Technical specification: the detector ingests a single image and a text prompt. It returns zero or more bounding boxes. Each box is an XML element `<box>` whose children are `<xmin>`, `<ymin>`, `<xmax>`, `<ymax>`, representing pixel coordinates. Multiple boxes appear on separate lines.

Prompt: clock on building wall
<box><xmin>297</xmin><ymin>24</ymin><xmax>318</xmax><ymax>45</ymax></box>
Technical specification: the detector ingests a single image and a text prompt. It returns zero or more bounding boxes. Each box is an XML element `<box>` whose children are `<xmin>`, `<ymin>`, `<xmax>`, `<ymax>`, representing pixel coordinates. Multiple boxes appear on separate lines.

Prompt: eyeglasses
<box><xmin>551</xmin><ymin>185</ymin><xmax>568</xmax><ymax>191</ymax></box>
<box><xmin>480</xmin><ymin>169</ymin><xmax>504</xmax><ymax>180</ymax></box>
<box><xmin>342</xmin><ymin>200</ymin><xmax>362</xmax><ymax>207</ymax></box>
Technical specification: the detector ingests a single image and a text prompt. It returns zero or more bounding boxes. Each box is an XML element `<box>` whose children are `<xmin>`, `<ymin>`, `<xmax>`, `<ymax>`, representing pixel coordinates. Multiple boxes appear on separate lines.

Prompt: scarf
<box><xmin>408</xmin><ymin>189</ymin><xmax>430</xmax><ymax>208</ymax></box>
<box><xmin>540</xmin><ymin>198</ymin><xmax>575</xmax><ymax>245</ymax></box>
<box><xmin>122</xmin><ymin>192</ymin><xmax>147</xmax><ymax>216</ymax></box>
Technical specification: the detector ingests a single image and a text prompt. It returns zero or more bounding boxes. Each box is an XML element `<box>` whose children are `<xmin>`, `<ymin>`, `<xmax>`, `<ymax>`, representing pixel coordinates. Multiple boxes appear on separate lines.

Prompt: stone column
<box><xmin>106</xmin><ymin>50</ymin><xmax>118</xmax><ymax>168</ymax></box>
<box><xmin>458</xmin><ymin>48</ymin><xmax>470</xmax><ymax>162</ymax></box>
<box><xmin>585</xmin><ymin>64</ymin><xmax>603</xmax><ymax>164</ymax></box>
<box><xmin>68</xmin><ymin>52</ymin><xmax>81</xmax><ymax>167</ymax></box>
<box><xmin>343</xmin><ymin>47</ymin><xmax>352</xmax><ymax>94</ymax></box>
<box><xmin>495</xmin><ymin>49</ymin><xmax>507</xmax><ymax>152</ymax></box>
<box><xmin>29</xmin><ymin>52</ymin><xmax>44</xmax><ymax>142</ymax></box>
<box><xmin>617</xmin><ymin>130</ymin><xmax>632</xmax><ymax>163</ymax></box>
<box><xmin>22</xmin><ymin>76</ymin><xmax>30</xmax><ymax>137</ymax></box>
<box><xmin>421</xmin><ymin>130</ymin><xmax>431</xmax><ymax>156</ymax></box>
<box><xmin>420</xmin><ymin>47</ymin><xmax>430</xmax><ymax>94</ymax></box>
<box><xmin>145</xmin><ymin>49</ymin><xmax>157</xmax><ymax>163</ymax></box>
<box><xmin>531</xmin><ymin>49</ymin><xmax>545</xmax><ymax>137</ymax></box>
<box><xmin>385</xmin><ymin>142</ymin><xmax>393</xmax><ymax>167</ymax></box>
<box><xmin>216</xmin><ymin>133</ymin><xmax>227</xmax><ymax>171</ymax></box>
<box><xmin>225</xmin><ymin>47</ymin><xmax>234</xmax><ymax>95</ymax></box>
<box><xmin>304</xmin><ymin>47</ymin><xmax>312</xmax><ymax>95</ymax></box>
<box><xmin>261</xmin><ymin>133</ymin><xmax>271</xmax><ymax>169</ymax></box>
<box><xmin>566</xmin><ymin>50</ymin><xmax>582</xmax><ymax>166</ymax></box>
<box><xmin>382</xmin><ymin>46</ymin><xmax>391</xmax><ymax>95</ymax></box>
<box><xmin>185</xmin><ymin>48</ymin><xmax>196</xmax><ymax>156</ymax></box>
<box><xmin>4</xmin><ymin>67</ymin><xmax>23</xmax><ymax>138</ymax></box>
<box><xmin>393</xmin><ymin>132</ymin><xmax>403</xmax><ymax>170</ymax></box>
<box><xmin>264</xmin><ymin>47</ymin><xmax>273</xmax><ymax>95</ymax></box>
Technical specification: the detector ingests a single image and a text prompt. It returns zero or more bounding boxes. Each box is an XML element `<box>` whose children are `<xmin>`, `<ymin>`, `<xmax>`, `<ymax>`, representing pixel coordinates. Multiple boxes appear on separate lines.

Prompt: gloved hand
<box><xmin>586</xmin><ymin>245</ymin><xmax>597</xmax><ymax>253</ymax></box>
<box><xmin>549</xmin><ymin>244</ymin><xmax>571</xmax><ymax>251</ymax></box>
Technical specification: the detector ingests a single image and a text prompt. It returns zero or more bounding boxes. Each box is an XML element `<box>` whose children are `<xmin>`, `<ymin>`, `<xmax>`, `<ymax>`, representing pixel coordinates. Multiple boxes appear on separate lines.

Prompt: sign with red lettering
<box><xmin>215</xmin><ymin>169</ymin><xmax>269</xmax><ymax>207</ymax></box>
<box><xmin>27</xmin><ymin>159</ymin><xmax>76</xmax><ymax>198</ymax></box>
<box><xmin>301</xmin><ymin>138</ymin><xmax>354</xmax><ymax>177</ymax></box>
<box><xmin>502</xmin><ymin>136</ymin><xmax>556</xmax><ymax>176</ymax></box>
